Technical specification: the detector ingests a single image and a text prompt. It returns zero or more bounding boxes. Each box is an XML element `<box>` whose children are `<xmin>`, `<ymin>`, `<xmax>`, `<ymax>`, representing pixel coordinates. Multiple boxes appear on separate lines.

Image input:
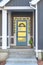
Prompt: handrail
<box><xmin>0</xmin><ymin>36</ymin><xmax>33</xmax><ymax>39</ymax></box>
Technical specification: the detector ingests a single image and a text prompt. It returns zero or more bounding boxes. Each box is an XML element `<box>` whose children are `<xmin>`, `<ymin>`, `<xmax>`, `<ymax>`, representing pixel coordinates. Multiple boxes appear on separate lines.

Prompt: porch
<box><xmin>0</xmin><ymin>10</ymin><xmax>35</xmax><ymax>49</ymax></box>
<box><xmin>0</xmin><ymin>4</ymin><xmax>39</xmax><ymax>60</ymax></box>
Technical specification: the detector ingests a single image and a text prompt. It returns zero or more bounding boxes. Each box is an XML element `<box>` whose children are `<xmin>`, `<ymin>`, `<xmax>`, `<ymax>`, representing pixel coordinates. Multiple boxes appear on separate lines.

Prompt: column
<box><xmin>36</xmin><ymin>4</ymin><xmax>38</xmax><ymax>58</ymax></box>
<box><xmin>2</xmin><ymin>9</ymin><xmax>7</xmax><ymax>49</ymax></box>
<box><xmin>8</xmin><ymin>12</ymin><xmax>11</xmax><ymax>47</ymax></box>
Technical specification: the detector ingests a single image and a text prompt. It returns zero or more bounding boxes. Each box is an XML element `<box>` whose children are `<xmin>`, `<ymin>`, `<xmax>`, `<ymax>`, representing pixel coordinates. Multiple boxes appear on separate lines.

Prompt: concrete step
<box><xmin>9</xmin><ymin>51</ymin><xmax>35</xmax><ymax>55</ymax></box>
<box><xmin>5</xmin><ymin>49</ymin><xmax>38</xmax><ymax>65</ymax></box>
<box><xmin>9</xmin><ymin>49</ymin><xmax>34</xmax><ymax>52</ymax></box>
<box><xmin>9</xmin><ymin>54</ymin><xmax>35</xmax><ymax>57</ymax></box>
<box><xmin>5</xmin><ymin>58</ymin><xmax>38</xmax><ymax>65</ymax></box>
<box><xmin>6</xmin><ymin>59</ymin><xmax>38</xmax><ymax>65</ymax></box>
<box><xmin>5</xmin><ymin>62</ymin><xmax>38</xmax><ymax>65</ymax></box>
<box><xmin>6</xmin><ymin>58</ymin><xmax>37</xmax><ymax>62</ymax></box>
<box><xmin>9</xmin><ymin>52</ymin><xmax>35</xmax><ymax>56</ymax></box>
<box><xmin>8</xmin><ymin>53</ymin><xmax>35</xmax><ymax>58</ymax></box>
<box><xmin>8</xmin><ymin>55</ymin><xmax>35</xmax><ymax>58</ymax></box>
<box><xmin>8</xmin><ymin>49</ymin><xmax>36</xmax><ymax>58</ymax></box>
<box><xmin>9</xmin><ymin>49</ymin><xmax>35</xmax><ymax>56</ymax></box>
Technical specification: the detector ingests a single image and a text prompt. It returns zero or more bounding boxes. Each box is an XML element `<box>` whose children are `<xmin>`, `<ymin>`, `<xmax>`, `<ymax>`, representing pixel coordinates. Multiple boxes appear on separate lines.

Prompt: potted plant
<box><xmin>29</xmin><ymin>38</ymin><xmax>33</xmax><ymax>48</ymax></box>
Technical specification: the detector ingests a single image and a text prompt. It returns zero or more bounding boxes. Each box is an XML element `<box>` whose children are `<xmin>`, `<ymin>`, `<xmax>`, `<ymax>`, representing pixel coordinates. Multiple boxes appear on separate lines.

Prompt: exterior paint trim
<box><xmin>35</xmin><ymin>4</ymin><xmax>38</xmax><ymax>58</ymax></box>
<box><xmin>2</xmin><ymin>10</ymin><xmax>7</xmax><ymax>49</ymax></box>
<box><xmin>4</xmin><ymin>6</ymin><xmax>35</xmax><ymax>10</ymax></box>
<box><xmin>35</xmin><ymin>50</ymin><xmax>43</xmax><ymax>52</ymax></box>
<box><xmin>0</xmin><ymin>0</ymin><xmax>10</xmax><ymax>7</ymax></box>
<box><xmin>33</xmin><ymin>10</ymin><xmax>34</xmax><ymax>47</ymax></box>
<box><xmin>30</xmin><ymin>5</ymin><xmax>36</xmax><ymax>9</ymax></box>
<box><xmin>29</xmin><ymin>0</ymin><xmax>40</xmax><ymax>5</ymax></box>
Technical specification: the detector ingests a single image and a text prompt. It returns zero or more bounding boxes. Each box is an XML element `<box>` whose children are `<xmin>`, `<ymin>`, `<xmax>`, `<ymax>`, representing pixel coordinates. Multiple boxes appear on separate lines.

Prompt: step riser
<box><xmin>7</xmin><ymin>61</ymin><xmax>37</xmax><ymax>63</ymax></box>
<box><xmin>9</xmin><ymin>52</ymin><xmax>35</xmax><ymax>54</ymax></box>
<box><xmin>7</xmin><ymin>61</ymin><xmax>37</xmax><ymax>64</ymax></box>
<box><xmin>9</xmin><ymin>49</ymin><xmax>34</xmax><ymax>52</ymax></box>
<box><xmin>9</xmin><ymin>56</ymin><xmax>35</xmax><ymax>58</ymax></box>
<box><xmin>5</xmin><ymin>63</ymin><xmax>38</xmax><ymax>65</ymax></box>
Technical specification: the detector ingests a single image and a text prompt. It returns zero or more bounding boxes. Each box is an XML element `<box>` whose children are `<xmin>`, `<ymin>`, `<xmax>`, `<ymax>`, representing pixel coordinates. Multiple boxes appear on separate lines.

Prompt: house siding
<box><xmin>34</xmin><ymin>10</ymin><xmax>36</xmax><ymax>47</ymax></box>
<box><xmin>38</xmin><ymin>0</ymin><xmax>43</xmax><ymax>49</ymax></box>
<box><xmin>5</xmin><ymin>0</ymin><xmax>31</xmax><ymax>6</ymax></box>
<box><xmin>0</xmin><ymin>0</ymin><xmax>2</xmax><ymax>2</ymax></box>
<box><xmin>0</xmin><ymin>11</ymin><xmax>2</xmax><ymax>46</ymax></box>
<box><xmin>0</xmin><ymin>11</ymin><xmax>2</xmax><ymax>36</ymax></box>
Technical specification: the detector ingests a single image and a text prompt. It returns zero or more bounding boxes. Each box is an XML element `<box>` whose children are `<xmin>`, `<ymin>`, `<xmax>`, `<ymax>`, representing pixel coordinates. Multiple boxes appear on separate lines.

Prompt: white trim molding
<box><xmin>35</xmin><ymin>50</ymin><xmax>43</xmax><ymax>52</ymax></box>
<box><xmin>29</xmin><ymin>0</ymin><xmax>40</xmax><ymax>5</ymax></box>
<box><xmin>4</xmin><ymin>6</ymin><xmax>35</xmax><ymax>10</ymax></box>
<box><xmin>35</xmin><ymin>4</ymin><xmax>38</xmax><ymax>58</ymax></box>
<box><xmin>8</xmin><ymin>11</ymin><xmax>11</xmax><ymax>48</ymax></box>
<box><xmin>2</xmin><ymin>9</ymin><xmax>7</xmax><ymax>49</ymax></box>
<box><xmin>29</xmin><ymin>0</ymin><xmax>40</xmax><ymax>58</ymax></box>
<box><xmin>0</xmin><ymin>0</ymin><xmax>10</xmax><ymax>7</ymax></box>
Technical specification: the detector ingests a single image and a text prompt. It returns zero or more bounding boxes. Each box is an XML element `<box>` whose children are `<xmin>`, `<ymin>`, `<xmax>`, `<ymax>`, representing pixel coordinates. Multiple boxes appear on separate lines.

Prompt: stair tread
<box><xmin>7</xmin><ymin>58</ymin><xmax>37</xmax><ymax>61</ymax></box>
<box><xmin>5</xmin><ymin>62</ymin><xmax>38</xmax><ymax>65</ymax></box>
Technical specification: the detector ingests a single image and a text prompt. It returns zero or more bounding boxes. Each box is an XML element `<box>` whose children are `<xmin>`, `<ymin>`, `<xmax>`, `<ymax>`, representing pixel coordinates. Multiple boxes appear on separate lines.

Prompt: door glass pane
<box><xmin>18</xmin><ymin>32</ymin><xmax>26</xmax><ymax>37</ymax></box>
<box><xmin>18</xmin><ymin>21</ymin><xmax>26</xmax><ymax>27</ymax></box>
<box><xmin>18</xmin><ymin>27</ymin><xmax>26</xmax><ymax>31</ymax></box>
<box><xmin>18</xmin><ymin>38</ymin><xmax>26</xmax><ymax>42</ymax></box>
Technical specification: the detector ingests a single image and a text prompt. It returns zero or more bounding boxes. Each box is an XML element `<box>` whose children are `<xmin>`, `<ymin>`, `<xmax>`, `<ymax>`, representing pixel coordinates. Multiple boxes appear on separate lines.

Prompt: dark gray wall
<box><xmin>38</xmin><ymin>0</ymin><xmax>43</xmax><ymax>49</ymax></box>
<box><xmin>0</xmin><ymin>11</ymin><xmax>2</xmax><ymax>36</ymax></box>
<box><xmin>0</xmin><ymin>11</ymin><xmax>2</xmax><ymax>46</ymax></box>
<box><xmin>0</xmin><ymin>0</ymin><xmax>2</xmax><ymax>2</ymax></box>
<box><xmin>34</xmin><ymin>10</ymin><xmax>36</xmax><ymax>47</ymax></box>
<box><xmin>5</xmin><ymin>0</ymin><xmax>31</xmax><ymax>6</ymax></box>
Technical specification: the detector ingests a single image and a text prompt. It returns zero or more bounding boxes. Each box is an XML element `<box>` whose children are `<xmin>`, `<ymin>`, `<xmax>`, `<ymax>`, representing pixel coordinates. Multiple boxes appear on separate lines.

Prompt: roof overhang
<box><xmin>0</xmin><ymin>0</ymin><xmax>40</xmax><ymax>7</ymax></box>
<box><xmin>0</xmin><ymin>0</ymin><xmax>10</xmax><ymax>7</ymax></box>
<box><xmin>29</xmin><ymin>0</ymin><xmax>40</xmax><ymax>5</ymax></box>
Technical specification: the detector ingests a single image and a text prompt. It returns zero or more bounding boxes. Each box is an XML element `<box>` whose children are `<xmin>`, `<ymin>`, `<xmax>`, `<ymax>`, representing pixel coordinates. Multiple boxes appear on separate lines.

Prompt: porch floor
<box><xmin>10</xmin><ymin>46</ymin><xmax>31</xmax><ymax>49</ymax></box>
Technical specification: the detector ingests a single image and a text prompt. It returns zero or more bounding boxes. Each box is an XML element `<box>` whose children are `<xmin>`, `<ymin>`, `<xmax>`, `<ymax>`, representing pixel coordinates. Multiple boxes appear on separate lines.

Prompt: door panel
<box><xmin>16</xmin><ymin>20</ymin><xmax>27</xmax><ymax>46</ymax></box>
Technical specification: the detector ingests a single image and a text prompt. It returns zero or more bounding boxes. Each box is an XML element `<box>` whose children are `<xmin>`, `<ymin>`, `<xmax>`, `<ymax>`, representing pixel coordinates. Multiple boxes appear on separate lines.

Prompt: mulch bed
<box><xmin>0</xmin><ymin>61</ymin><xmax>6</xmax><ymax>65</ymax></box>
<box><xmin>38</xmin><ymin>60</ymin><xmax>43</xmax><ymax>65</ymax></box>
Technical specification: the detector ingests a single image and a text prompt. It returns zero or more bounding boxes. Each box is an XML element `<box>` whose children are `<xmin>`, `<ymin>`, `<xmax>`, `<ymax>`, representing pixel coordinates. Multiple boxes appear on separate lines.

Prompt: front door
<box><xmin>16</xmin><ymin>20</ymin><xmax>27</xmax><ymax>46</ymax></box>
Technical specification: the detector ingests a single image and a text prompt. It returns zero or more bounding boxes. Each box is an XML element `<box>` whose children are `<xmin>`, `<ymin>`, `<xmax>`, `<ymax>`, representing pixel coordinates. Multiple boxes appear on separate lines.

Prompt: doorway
<box><xmin>10</xmin><ymin>12</ymin><xmax>33</xmax><ymax>47</ymax></box>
